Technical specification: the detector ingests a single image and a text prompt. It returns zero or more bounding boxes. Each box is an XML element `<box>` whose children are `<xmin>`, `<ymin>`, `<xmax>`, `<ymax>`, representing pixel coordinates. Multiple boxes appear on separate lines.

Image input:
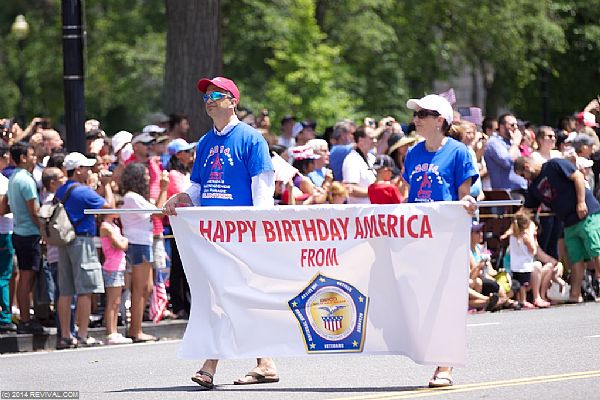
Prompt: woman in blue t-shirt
<box><xmin>403</xmin><ymin>94</ymin><xmax>478</xmax><ymax>388</ymax></box>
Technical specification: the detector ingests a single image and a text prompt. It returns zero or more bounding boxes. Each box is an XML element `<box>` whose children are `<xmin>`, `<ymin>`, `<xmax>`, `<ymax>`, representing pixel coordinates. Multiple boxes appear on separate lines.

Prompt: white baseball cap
<box><xmin>291</xmin><ymin>122</ymin><xmax>304</xmax><ymax>137</ymax></box>
<box><xmin>111</xmin><ymin>130</ymin><xmax>132</xmax><ymax>153</ymax></box>
<box><xmin>406</xmin><ymin>94</ymin><xmax>454</xmax><ymax>125</ymax></box>
<box><xmin>131</xmin><ymin>132</ymin><xmax>155</xmax><ymax>145</ymax></box>
<box><xmin>63</xmin><ymin>152</ymin><xmax>96</xmax><ymax>171</ymax></box>
<box><xmin>142</xmin><ymin>124</ymin><xmax>166</xmax><ymax>134</ymax></box>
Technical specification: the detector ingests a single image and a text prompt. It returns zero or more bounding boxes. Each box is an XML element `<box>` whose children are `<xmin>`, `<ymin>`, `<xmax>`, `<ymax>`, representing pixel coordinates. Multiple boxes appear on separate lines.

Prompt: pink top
<box><xmin>167</xmin><ymin>169</ymin><xmax>190</xmax><ymax>199</ymax></box>
<box><xmin>101</xmin><ymin>222</ymin><xmax>126</xmax><ymax>272</ymax></box>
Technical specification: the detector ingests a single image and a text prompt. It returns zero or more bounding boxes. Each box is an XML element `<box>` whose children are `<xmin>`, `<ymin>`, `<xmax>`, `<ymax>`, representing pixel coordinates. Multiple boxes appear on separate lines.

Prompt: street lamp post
<box><xmin>11</xmin><ymin>15</ymin><xmax>30</xmax><ymax>126</ymax></box>
<box><xmin>62</xmin><ymin>0</ymin><xmax>86</xmax><ymax>153</ymax></box>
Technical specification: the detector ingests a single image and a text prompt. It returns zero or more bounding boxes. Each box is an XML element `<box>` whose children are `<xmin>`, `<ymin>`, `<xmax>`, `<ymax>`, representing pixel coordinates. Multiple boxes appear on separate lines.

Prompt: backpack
<box><xmin>38</xmin><ymin>183</ymin><xmax>81</xmax><ymax>246</ymax></box>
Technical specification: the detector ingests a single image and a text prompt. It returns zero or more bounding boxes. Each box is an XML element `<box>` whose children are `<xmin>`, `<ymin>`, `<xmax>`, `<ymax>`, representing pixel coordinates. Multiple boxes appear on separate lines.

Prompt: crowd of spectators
<box><xmin>0</xmin><ymin>95</ymin><xmax>599</xmax><ymax>348</ymax></box>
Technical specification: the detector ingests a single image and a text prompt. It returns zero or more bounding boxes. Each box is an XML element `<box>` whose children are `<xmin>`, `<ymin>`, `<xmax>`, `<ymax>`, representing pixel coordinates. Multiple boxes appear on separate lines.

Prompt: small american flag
<box><xmin>149</xmin><ymin>270</ymin><xmax>169</xmax><ymax>323</ymax></box>
<box><xmin>459</xmin><ymin>107</ymin><xmax>483</xmax><ymax>126</ymax></box>
<box><xmin>438</xmin><ymin>88</ymin><xmax>456</xmax><ymax>105</ymax></box>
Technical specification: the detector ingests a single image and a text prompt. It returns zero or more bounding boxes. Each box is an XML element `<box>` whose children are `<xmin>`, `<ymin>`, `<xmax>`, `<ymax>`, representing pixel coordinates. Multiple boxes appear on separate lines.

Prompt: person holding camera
<box><xmin>55</xmin><ymin>152</ymin><xmax>115</xmax><ymax>348</ymax></box>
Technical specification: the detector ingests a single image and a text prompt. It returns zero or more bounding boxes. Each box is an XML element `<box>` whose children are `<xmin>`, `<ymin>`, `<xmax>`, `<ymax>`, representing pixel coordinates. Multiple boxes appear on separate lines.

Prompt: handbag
<box><xmin>547</xmin><ymin>282</ymin><xmax>570</xmax><ymax>303</ymax></box>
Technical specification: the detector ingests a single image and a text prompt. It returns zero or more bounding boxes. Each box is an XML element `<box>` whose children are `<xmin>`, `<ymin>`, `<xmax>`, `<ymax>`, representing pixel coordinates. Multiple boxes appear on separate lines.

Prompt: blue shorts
<box><xmin>126</xmin><ymin>244</ymin><xmax>153</xmax><ymax>266</ymax></box>
<box><xmin>102</xmin><ymin>270</ymin><xmax>125</xmax><ymax>288</ymax></box>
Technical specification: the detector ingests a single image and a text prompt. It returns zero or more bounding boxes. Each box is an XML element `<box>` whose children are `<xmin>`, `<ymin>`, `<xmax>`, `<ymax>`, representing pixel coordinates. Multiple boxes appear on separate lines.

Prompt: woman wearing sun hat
<box><xmin>403</xmin><ymin>94</ymin><xmax>479</xmax><ymax>388</ymax></box>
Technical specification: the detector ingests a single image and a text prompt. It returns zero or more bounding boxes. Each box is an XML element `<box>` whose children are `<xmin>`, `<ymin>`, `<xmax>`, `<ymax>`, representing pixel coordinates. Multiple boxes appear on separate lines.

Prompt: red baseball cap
<box><xmin>197</xmin><ymin>77</ymin><xmax>240</xmax><ymax>101</ymax></box>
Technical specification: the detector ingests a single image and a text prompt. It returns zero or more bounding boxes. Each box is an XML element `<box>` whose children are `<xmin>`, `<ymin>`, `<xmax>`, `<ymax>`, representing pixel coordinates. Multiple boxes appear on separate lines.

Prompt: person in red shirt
<box><xmin>368</xmin><ymin>154</ymin><xmax>403</xmax><ymax>204</ymax></box>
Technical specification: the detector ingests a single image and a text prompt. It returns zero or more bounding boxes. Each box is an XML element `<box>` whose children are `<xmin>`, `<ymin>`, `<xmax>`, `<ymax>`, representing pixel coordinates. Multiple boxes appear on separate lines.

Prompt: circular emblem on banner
<box><xmin>305</xmin><ymin>286</ymin><xmax>356</xmax><ymax>341</ymax></box>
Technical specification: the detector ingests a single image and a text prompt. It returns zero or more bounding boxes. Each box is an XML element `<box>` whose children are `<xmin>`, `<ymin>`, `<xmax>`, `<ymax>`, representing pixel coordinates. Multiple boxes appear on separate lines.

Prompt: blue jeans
<box><xmin>35</xmin><ymin>260</ymin><xmax>55</xmax><ymax>305</ymax></box>
<box><xmin>0</xmin><ymin>233</ymin><xmax>14</xmax><ymax>324</ymax></box>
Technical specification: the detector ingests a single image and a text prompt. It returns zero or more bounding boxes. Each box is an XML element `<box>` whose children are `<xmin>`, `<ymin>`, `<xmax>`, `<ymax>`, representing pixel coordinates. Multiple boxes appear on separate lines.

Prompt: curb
<box><xmin>0</xmin><ymin>319</ymin><xmax>188</xmax><ymax>353</ymax></box>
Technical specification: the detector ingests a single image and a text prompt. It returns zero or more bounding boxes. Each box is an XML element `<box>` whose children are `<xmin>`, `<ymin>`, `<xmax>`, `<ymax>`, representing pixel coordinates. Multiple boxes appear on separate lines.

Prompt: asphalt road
<box><xmin>1</xmin><ymin>302</ymin><xmax>600</xmax><ymax>400</ymax></box>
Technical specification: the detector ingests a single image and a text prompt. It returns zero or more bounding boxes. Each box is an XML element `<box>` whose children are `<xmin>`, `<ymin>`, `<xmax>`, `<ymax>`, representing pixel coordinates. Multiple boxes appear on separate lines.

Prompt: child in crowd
<box><xmin>327</xmin><ymin>181</ymin><xmax>348</xmax><ymax>204</ymax></box>
<box><xmin>505</xmin><ymin>212</ymin><xmax>551</xmax><ymax>309</ymax></box>
<box><xmin>368</xmin><ymin>154</ymin><xmax>403</xmax><ymax>204</ymax></box>
<box><xmin>100</xmin><ymin>198</ymin><xmax>132</xmax><ymax>345</ymax></box>
<box><xmin>119</xmin><ymin>163</ymin><xmax>168</xmax><ymax>342</ymax></box>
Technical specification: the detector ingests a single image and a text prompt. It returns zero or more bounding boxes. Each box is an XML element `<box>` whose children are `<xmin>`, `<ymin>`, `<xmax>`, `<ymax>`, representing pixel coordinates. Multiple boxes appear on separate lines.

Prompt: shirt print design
<box><xmin>202</xmin><ymin>145</ymin><xmax>235</xmax><ymax>201</ymax></box>
<box><xmin>410</xmin><ymin>163</ymin><xmax>444</xmax><ymax>202</ymax></box>
<box><xmin>536</xmin><ymin>176</ymin><xmax>556</xmax><ymax>204</ymax></box>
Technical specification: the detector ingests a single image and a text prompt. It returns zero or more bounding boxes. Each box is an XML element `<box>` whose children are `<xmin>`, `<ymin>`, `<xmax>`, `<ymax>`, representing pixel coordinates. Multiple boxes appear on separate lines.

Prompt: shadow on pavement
<box><xmin>110</xmin><ymin>385</ymin><xmax>424</xmax><ymax>393</ymax></box>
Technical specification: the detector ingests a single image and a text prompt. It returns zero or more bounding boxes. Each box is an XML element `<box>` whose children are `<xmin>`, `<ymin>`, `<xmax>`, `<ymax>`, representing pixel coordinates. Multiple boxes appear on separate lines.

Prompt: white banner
<box><xmin>170</xmin><ymin>202</ymin><xmax>470</xmax><ymax>366</ymax></box>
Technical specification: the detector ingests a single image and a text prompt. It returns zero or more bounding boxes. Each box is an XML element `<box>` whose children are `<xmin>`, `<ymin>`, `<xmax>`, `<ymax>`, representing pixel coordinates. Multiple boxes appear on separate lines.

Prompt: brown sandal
<box><xmin>428</xmin><ymin>367</ymin><xmax>453</xmax><ymax>388</ymax></box>
<box><xmin>234</xmin><ymin>370</ymin><xmax>280</xmax><ymax>385</ymax></box>
<box><xmin>191</xmin><ymin>370</ymin><xmax>214</xmax><ymax>389</ymax></box>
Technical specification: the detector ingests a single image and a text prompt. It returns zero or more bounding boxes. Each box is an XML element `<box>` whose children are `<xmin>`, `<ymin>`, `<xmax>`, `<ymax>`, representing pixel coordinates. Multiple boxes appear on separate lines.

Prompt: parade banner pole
<box><xmin>84</xmin><ymin>208</ymin><xmax>163</xmax><ymax>215</ymax></box>
<box><xmin>83</xmin><ymin>200</ymin><xmax>523</xmax><ymax>215</ymax></box>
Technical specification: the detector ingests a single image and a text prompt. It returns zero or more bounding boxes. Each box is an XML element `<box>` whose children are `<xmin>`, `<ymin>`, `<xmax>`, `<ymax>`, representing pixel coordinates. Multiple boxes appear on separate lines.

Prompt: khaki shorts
<box><xmin>58</xmin><ymin>236</ymin><xmax>105</xmax><ymax>296</ymax></box>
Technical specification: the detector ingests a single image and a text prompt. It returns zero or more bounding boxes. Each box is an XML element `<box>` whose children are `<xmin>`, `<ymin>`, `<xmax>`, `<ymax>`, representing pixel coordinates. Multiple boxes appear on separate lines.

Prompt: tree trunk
<box><xmin>480</xmin><ymin>60</ymin><xmax>501</xmax><ymax>118</ymax></box>
<box><xmin>164</xmin><ymin>0</ymin><xmax>222</xmax><ymax>140</ymax></box>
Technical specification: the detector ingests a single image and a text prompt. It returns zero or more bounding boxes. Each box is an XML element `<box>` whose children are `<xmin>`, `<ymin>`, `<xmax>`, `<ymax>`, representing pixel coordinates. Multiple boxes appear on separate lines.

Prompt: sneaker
<box><xmin>76</xmin><ymin>335</ymin><xmax>102</xmax><ymax>347</ymax></box>
<box><xmin>0</xmin><ymin>322</ymin><xmax>17</xmax><ymax>332</ymax></box>
<box><xmin>56</xmin><ymin>336</ymin><xmax>78</xmax><ymax>350</ymax></box>
<box><xmin>17</xmin><ymin>319</ymin><xmax>50</xmax><ymax>334</ymax></box>
<box><xmin>105</xmin><ymin>333</ymin><xmax>133</xmax><ymax>345</ymax></box>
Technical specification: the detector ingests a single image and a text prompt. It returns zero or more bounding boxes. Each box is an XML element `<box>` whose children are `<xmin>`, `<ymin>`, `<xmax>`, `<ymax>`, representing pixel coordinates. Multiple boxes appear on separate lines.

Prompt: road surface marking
<box><xmin>329</xmin><ymin>370</ymin><xmax>600</xmax><ymax>400</ymax></box>
<box><xmin>585</xmin><ymin>334</ymin><xmax>600</xmax><ymax>338</ymax></box>
<box><xmin>466</xmin><ymin>322</ymin><xmax>500</xmax><ymax>327</ymax></box>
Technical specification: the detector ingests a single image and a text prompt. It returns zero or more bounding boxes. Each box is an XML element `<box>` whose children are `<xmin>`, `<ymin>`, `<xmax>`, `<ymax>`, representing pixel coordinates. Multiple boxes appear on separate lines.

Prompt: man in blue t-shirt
<box><xmin>163</xmin><ymin>77</ymin><xmax>277</xmax><ymax>390</ymax></box>
<box><xmin>54</xmin><ymin>152</ymin><xmax>115</xmax><ymax>349</ymax></box>
<box><xmin>515</xmin><ymin>156</ymin><xmax>600</xmax><ymax>303</ymax></box>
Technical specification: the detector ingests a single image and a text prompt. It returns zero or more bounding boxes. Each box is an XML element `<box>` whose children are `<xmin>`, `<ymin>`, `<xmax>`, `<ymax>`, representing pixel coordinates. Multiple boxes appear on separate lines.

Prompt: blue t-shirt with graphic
<box><xmin>56</xmin><ymin>180</ymin><xmax>107</xmax><ymax>235</ymax></box>
<box><xmin>190</xmin><ymin>122</ymin><xmax>274</xmax><ymax>206</ymax></box>
<box><xmin>402</xmin><ymin>138</ymin><xmax>478</xmax><ymax>202</ymax></box>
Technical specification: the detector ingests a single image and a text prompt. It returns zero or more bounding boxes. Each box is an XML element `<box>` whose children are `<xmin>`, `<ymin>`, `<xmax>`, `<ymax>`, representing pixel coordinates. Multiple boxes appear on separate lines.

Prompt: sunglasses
<box><xmin>413</xmin><ymin>109</ymin><xmax>441</xmax><ymax>119</ymax></box>
<box><xmin>203</xmin><ymin>91</ymin><xmax>232</xmax><ymax>103</ymax></box>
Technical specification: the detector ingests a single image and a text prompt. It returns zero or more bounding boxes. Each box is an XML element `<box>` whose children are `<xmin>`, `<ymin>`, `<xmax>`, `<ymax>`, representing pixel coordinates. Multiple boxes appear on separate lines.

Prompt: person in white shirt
<box><xmin>119</xmin><ymin>162</ymin><xmax>167</xmax><ymax>343</ymax></box>
<box><xmin>342</xmin><ymin>126</ymin><xmax>378</xmax><ymax>204</ymax></box>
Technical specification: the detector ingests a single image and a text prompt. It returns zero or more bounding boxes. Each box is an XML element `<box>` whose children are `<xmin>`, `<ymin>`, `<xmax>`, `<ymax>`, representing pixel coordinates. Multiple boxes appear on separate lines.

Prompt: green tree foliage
<box><xmin>85</xmin><ymin>0</ymin><xmax>166</xmax><ymax>132</ymax></box>
<box><xmin>0</xmin><ymin>0</ymin><xmax>165</xmax><ymax>134</ymax></box>
<box><xmin>222</xmin><ymin>0</ymin><xmax>358</xmax><ymax>130</ymax></box>
<box><xmin>1</xmin><ymin>0</ymin><xmax>599</xmax><ymax>134</ymax></box>
<box><xmin>436</xmin><ymin>0</ymin><xmax>566</xmax><ymax>117</ymax></box>
<box><xmin>516</xmin><ymin>0</ymin><xmax>600</xmax><ymax>124</ymax></box>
